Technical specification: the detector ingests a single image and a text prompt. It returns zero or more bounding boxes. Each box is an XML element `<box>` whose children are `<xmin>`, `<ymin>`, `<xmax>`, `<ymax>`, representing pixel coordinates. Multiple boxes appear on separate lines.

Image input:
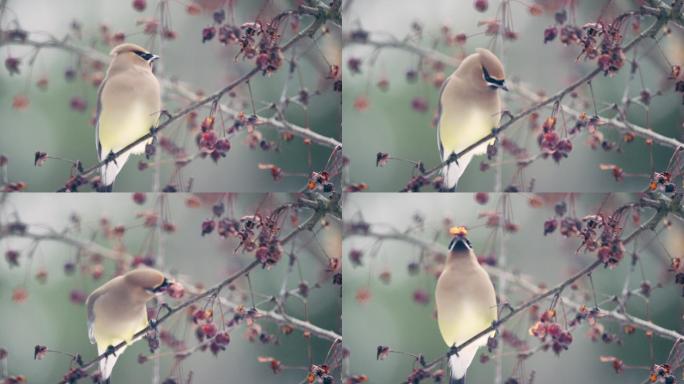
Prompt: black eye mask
<box><xmin>482</xmin><ymin>66</ymin><xmax>505</xmax><ymax>87</ymax></box>
<box><xmin>448</xmin><ymin>236</ymin><xmax>472</xmax><ymax>252</ymax></box>
<box><xmin>134</xmin><ymin>50</ymin><xmax>156</xmax><ymax>62</ymax></box>
<box><xmin>151</xmin><ymin>278</ymin><xmax>170</xmax><ymax>293</ymax></box>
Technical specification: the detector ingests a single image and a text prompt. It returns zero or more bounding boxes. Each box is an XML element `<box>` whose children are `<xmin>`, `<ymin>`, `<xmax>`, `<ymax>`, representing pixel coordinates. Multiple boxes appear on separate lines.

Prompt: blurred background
<box><xmin>0</xmin><ymin>0</ymin><xmax>341</xmax><ymax>192</ymax></box>
<box><xmin>342</xmin><ymin>0</ymin><xmax>684</xmax><ymax>192</ymax></box>
<box><xmin>0</xmin><ymin>193</ymin><xmax>341</xmax><ymax>382</ymax></box>
<box><xmin>343</xmin><ymin>193</ymin><xmax>682</xmax><ymax>383</ymax></box>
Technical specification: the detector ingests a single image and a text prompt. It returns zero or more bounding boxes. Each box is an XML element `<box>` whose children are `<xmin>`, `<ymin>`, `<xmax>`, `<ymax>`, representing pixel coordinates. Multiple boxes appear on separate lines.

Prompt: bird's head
<box><xmin>448</xmin><ymin>226</ymin><xmax>472</xmax><ymax>254</ymax></box>
<box><xmin>124</xmin><ymin>268</ymin><xmax>171</xmax><ymax>299</ymax></box>
<box><xmin>476</xmin><ymin>48</ymin><xmax>507</xmax><ymax>91</ymax></box>
<box><xmin>110</xmin><ymin>43</ymin><xmax>159</xmax><ymax>68</ymax></box>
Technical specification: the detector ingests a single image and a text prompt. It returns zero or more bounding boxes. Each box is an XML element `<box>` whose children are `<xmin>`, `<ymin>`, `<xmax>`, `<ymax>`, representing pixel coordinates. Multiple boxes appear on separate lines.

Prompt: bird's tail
<box><xmin>99</xmin><ymin>151</ymin><xmax>131</xmax><ymax>189</ymax></box>
<box><xmin>442</xmin><ymin>152</ymin><xmax>474</xmax><ymax>190</ymax></box>
<box><xmin>97</xmin><ymin>344</ymin><xmax>127</xmax><ymax>380</ymax></box>
<box><xmin>448</xmin><ymin>342</ymin><xmax>480</xmax><ymax>384</ymax></box>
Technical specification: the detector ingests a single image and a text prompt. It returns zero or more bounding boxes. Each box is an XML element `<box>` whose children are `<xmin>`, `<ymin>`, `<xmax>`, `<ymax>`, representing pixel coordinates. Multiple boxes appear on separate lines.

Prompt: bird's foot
<box><xmin>491</xmin><ymin>319</ymin><xmax>501</xmax><ymax>330</ymax></box>
<box><xmin>159</xmin><ymin>302</ymin><xmax>173</xmax><ymax>315</ymax></box>
<box><xmin>150</xmin><ymin>303</ymin><xmax>174</xmax><ymax>329</ymax></box>
<box><xmin>447</xmin><ymin>344</ymin><xmax>459</xmax><ymax>358</ymax></box>
<box><xmin>105</xmin><ymin>151</ymin><xmax>118</xmax><ymax>166</ymax></box>
<box><xmin>152</xmin><ymin>110</ymin><xmax>173</xmax><ymax>136</ymax></box>
<box><xmin>447</xmin><ymin>152</ymin><xmax>459</xmax><ymax>166</ymax></box>
<box><xmin>74</xmin><ymin>354</ymin><xmax>84</xmax><ymax>367</ymax></box>
<box><xmin>499</xmin><ymin>302</ymin><xmax>515</xmax><ymax>317</ymax></box>
<box><xmin>159</xmin><ymin>109</ymin><xmax>173</xmax><ymax>124</ymax></box>
<box><xmin>104</xmin><ymin>345</ymin><xmax>117</xmax><ymax>357</ymax></box>
<box><xmin>500</xmin><ymin>109</ymin><xmax>515</xmax><ymax>126</ymax></box>
<box><xmin>148</xmin><ymin>318</ymin><xmax>158</xmax><ymax>330</ymax></box>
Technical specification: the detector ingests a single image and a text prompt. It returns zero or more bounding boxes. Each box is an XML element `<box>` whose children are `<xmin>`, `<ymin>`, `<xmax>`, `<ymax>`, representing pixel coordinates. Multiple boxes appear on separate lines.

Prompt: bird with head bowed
<box><xmin>85</xmin><ymin>268</ymin><xmax>172</xmax><ymax>382</ymax></box>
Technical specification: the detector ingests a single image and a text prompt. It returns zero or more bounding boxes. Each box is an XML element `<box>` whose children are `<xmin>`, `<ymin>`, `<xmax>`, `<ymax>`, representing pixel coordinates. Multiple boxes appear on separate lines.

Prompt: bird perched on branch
<box><xmin>85</xmin><ymin>268</ymin><xmax>171</xmax><ymax>382</ymax></box>
<box><xmin>435</xmin><ymin>227</ymin><xmax>497</xmax><ymax>383</ymax></box>
<box><xmin>437</xmin><ymin>48</ymin><xmax>507</xmax><ymax>190</ymax></box>
<box><xmin>96</xmin><ymin>43</ymin><xmax>161</xmax><ymax>191</ymax></box>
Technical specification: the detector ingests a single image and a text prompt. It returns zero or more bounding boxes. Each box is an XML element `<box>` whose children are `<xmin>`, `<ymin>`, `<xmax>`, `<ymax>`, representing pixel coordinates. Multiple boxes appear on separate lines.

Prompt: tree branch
<box><xmin>164</xmin><ymin>79</ymin><xmax>341</xmax><ymax>149</ymax></box>
<box><xmin>510</xmin><ymin>82</ymin><xmax>684</xmax><ymax>150</ymax></box>
<box><xmin>0</xmin><ymin>226</ymin><xmax>127</xmax><ymax>261</ymax></box>
<box><xmin>210</xmin><ymin>295</ymin><xmax>341</xmax><ymax>342</ymax></box>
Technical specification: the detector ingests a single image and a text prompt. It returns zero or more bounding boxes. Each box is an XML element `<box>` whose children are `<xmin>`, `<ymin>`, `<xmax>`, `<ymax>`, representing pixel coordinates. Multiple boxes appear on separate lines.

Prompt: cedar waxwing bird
<box><xmin>435</xmin><ymin>229</ymin><xmax>497</xmax><ymax>384</ymax></box>
<box><xmin>85</xmin><ymin>268</ymin><xmax>171</xmax><ymax>382</ymax></box>
<box><xmin>437</xmin><ymin>48</ymin><xmax>507</xmax><ymax>191</ymax></box>
<box><xmin>96</xmin><ymin>43</ymin><xmax>161</xmax><ymax>192</ymax></box>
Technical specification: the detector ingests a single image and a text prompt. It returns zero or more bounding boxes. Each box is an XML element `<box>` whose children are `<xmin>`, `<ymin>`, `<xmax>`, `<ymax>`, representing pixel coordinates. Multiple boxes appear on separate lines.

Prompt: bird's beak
<box><xmin>499</xmin><ymin>83</ymin><xmax>509</xmax><ymax>92</ymax></box>
<box><xmin>151</xmin><ymin>277</ymin><xmax>171</xmax><ymax>293</ymax></box>
<box><xmin>149</xmin><ymin>54</ymin><xmax>160</xmax><ymax>63</ymax></box>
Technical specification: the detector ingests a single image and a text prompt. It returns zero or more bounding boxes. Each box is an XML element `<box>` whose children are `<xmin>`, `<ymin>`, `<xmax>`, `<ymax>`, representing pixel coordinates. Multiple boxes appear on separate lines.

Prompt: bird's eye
<box><xmin>134</xmin><ymin>50</ymin><xmax>153</xmax><ymax>61</ymax></box>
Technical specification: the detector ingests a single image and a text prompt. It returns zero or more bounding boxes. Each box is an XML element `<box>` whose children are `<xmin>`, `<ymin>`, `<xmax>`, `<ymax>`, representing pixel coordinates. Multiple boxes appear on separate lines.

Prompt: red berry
<box><xmin>132</xmin><ymin>0</ymin><xmax>146</xmax><ymax>12</ymax></box>
<box><xmin>132</xmin><ymin>192</ymin><xmax>146</xmax><ymax>205</ymax></box>
<box><xmin>202</xmin><ymin>26</ymin><xmax>216</xmax><ymax>43</ymax></box>
<box><xmin>166</xmin><ymin>282</ymin><xmax>185</xmax><ymax>299</ymax></box>
<box><xmin>547</xmin><ymin>322</ymin><xmax>562</xmax><ymax>338</ymax></box>
<box><xmin>201</xmin><ymin>323</ymin><xmax>217</xmax><ymax>338</ymax></box>
<box><xmin>475</xmin><ymin>192</ymin><xmax>489</xmax><ymax>205</ymax></box>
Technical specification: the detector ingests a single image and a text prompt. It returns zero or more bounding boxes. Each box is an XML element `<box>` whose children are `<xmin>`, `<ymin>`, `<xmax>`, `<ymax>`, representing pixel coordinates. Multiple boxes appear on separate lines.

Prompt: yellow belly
<box><xmin>437</xmin><ymin>300</ymin><xmax>496</xmax><ymax>346</ymax></box>
<box><xmin>98</xmin><ymin>102</ymin><xmax>155</xmax><ymax>155</ymax></box>
<box><xmin>439</xmin><ymin>108</ymin><xmax>496</xmax><ymax>155</ymax></box>
<box><xmin>92</xmin><ymin>299</ymin><xmax>148</xmax><ymax>346</ymax></box>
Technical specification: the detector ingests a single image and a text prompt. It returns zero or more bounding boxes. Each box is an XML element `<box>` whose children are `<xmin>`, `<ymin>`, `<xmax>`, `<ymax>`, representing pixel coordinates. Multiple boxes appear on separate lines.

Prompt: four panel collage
<box><xmin>0</xmin><ymin>1</ymin><xmax>682</xmax><ymax>383</ymax></box>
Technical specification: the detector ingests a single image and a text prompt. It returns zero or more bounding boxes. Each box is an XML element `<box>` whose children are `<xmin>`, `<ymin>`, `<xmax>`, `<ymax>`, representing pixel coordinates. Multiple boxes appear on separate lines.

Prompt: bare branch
<box><xmin>510</xmin><ymin>82</ymin><xmax>684</xmax><ymax>150</ymax></box>
<box><xmin>165</xmin><ymin>79</ymin><xmax>341</xmax><ymax>149</ymax></box>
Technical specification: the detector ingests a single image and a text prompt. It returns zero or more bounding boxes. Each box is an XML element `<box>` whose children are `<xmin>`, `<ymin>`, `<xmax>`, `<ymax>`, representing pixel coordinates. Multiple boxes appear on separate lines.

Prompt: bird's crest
<box><xmin>110</xmin><ymin>43</ymin><xmax>149</xmax><ymax>56</ymax></box>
